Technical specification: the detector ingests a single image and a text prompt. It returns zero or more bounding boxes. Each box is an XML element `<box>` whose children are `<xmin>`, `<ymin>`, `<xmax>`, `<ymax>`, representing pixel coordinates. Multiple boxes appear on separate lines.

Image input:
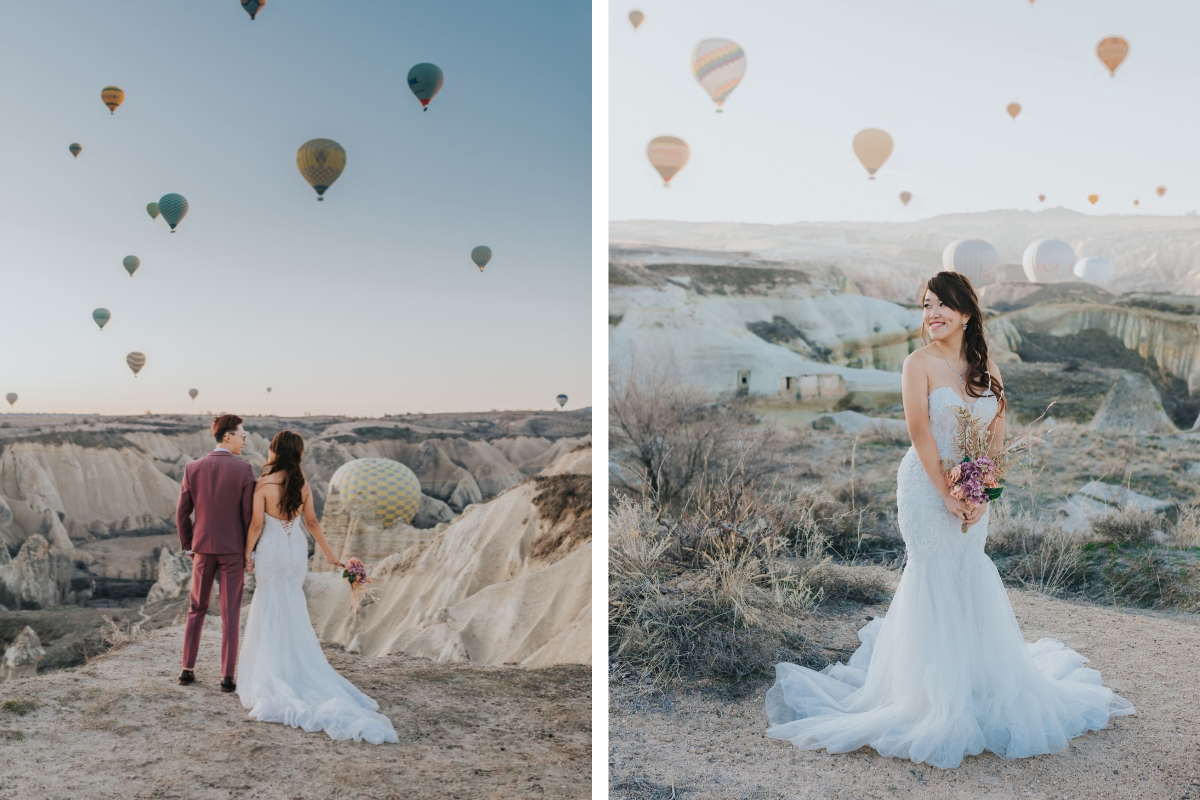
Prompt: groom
<box><xmin>175</xmin><ymin>414</ymin><xmax>256</xmax><ymax>692</ymax></box>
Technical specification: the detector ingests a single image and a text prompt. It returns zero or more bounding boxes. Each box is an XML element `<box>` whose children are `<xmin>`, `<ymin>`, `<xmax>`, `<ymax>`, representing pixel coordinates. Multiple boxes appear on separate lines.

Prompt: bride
<box><xmin>765</xmin><ymin>271</ymin><xmax>1133</xmax><ymax>769</ymax></box>
<box><xmin>238</xmin><ymin>430</ymin><xmax>398</xmax><ymax>744</ymax></box>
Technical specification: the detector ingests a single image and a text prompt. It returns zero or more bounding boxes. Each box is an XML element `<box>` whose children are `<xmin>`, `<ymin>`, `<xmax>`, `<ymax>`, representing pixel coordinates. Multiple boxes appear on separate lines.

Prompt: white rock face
<box><xmin>1088</xmin><ymin>372</ymin><xmax>1177</xmax><ymax>434</ymax></box>
<box><xmin>1022</xmin><ymin>239</ymin><xmax>1078</xmax><ymax>283</ymax></box>
<box><xmin>412</xmin><ymin>494</ymin><xmax>455</xmax><ymax>528</ymax></box>
<box><xmin>145</xmin><ymin>546</ymin><xmax>195</xmax><ymax>605</ymax></box>
<box><xmin>0</xmin><ymin>535</ymin><xmax>74</xmax><ymax>608</ymax></box>
<box><xmin>2</xmin><ymin>625</ymin><xmax>45</xmax><ymax>681</ymax></box>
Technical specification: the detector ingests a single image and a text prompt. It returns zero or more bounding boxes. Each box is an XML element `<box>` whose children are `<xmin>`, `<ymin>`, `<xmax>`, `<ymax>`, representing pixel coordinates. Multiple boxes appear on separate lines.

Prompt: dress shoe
<box><xmin>220</xmin><ymin>676</ymin><xmax>236</xmax><ymax>693</ymax></box>
<box><xmin>178</xmin><ymin>669</ymin><xmax>195</xmax><ymax>685</ymax></box>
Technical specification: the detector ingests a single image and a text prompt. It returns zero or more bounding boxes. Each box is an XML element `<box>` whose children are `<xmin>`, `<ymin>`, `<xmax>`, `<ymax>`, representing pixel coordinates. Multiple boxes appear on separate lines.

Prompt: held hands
<box><xmin>244</xmin><ymin>553</ymin><xmax>255</xmax><ymax>574</ymax></box>
<box><xmin>942</xmin><ymin>494</ymin><xmax>986</xmax><ymax>530</ymax></box>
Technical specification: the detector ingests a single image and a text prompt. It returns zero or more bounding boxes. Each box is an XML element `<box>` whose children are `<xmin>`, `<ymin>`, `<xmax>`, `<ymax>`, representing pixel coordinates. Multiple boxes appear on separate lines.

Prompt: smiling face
<box><xmin>922</xmin><ymin>288</ymin><xmax>970</xmax><ymax>343</ymax></box>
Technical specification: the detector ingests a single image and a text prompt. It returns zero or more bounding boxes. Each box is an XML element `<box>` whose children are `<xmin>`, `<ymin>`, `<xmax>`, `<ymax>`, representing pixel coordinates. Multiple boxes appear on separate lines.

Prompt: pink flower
<box><xmin>949</xmin><ymin>464</ymin><xmax>962</xmax><ymax>483</ymax></box>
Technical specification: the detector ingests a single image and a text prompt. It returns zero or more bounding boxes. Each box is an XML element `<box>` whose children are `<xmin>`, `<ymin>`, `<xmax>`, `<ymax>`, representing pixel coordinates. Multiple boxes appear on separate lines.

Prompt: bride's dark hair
<box><xmin>262</xmin><ymin>430</ymin><xmax>306</xmax><ymax>520</ymax></box>
<box><xmin>921</xmin><ymin>271</ymin><xmax>1006</xmax><ymax>416</ymax></box>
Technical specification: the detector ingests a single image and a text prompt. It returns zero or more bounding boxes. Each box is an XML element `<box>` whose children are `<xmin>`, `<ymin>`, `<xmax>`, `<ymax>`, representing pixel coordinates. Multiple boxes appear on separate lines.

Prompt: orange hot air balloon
<box><xmin>1087</xmin><ymin>194</ymin><xmax>1099</xmax><ymax>205</ymax></box>
<box><xmin>1038</xmin><ymin>194</ymin><xmax>1046</xmax><ymax>203</ymax></box>
<box><xmin>852</xmin><ymin>128</ymin><xmax>893</xmax><ymax>180</ymax></box>
<box><xmin>1134</xmin><ymin>199</ymin><xmax>1140</xmax><ymax>206</ymax></box>
<box><xmin>1096</xmin><ymin>37</ymin><xmax>1128</xmax><ymax>77</ymax></box>
<box><xmin>1156</xmin><ymin>186</ymin><xmax>1167</xmax><ymax>198</ymax></box>
<box><xmin>1006</xmin><ymin>103</ymin><xmax>1021</xmax><ymax>120</ymax></box>
<box><xmin>101</xmin><ymin>86</ymin><xmax>124</xmax><ymax>114</ymax></box>
<box><xmin>899</xmin><ymin>191</ymin><xmax>912</xmax><ymax>206</ymax></box>
<box><xmin>647</xmin><ymin>136</ymin><xmax>689</xmax><ymax>186</ymax></box>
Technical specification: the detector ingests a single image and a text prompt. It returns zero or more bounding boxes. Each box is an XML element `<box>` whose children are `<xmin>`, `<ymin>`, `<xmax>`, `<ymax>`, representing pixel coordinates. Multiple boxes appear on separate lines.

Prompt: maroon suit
<box><xmin>176</xmin><ymin>449</ymin><xmax>256</xmax><ymax>677</ymax></box>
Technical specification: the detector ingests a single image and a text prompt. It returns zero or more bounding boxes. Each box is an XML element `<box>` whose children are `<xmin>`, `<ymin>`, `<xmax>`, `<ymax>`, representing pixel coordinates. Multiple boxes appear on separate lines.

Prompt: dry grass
<box><xmin>98</xmin><ymin>615</ymin><xmax>141</xmax><ymax>651</ymax></box>
<box><xmin>1173</xmin><ymin>504</ymin><xmax>1200</xmax><ymax>548</ymax></box>
<box><xmin>986</xmin><ymin>503</ymin><xmax>1085</xmax><ymax>596</ymax></box>
<box><xmin>1090</xmin><ymin>504</ymin><xmax>1167</xmax><ymax>546</ymax></box>
<box><xmin>529</xmin><ymin>474</ymin><xmax>592</xmax><ymax>561</ymax></box>
<box><xmin>1</xmin><ymin>699</ymin><xmax>37</xmax><ymax>717</ymax></box>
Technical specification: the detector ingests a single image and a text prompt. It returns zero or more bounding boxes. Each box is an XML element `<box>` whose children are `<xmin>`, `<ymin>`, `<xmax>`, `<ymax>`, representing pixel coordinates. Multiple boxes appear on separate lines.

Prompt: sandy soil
<box><xmin>609</xmin><ymin>589</ymin><xmax>1200</xmax><ymax>800</ymax></box>
<box><xmin>0</xmin><ymin>624</ymin><xmax>590</xmax><ymax>799</ymax></box>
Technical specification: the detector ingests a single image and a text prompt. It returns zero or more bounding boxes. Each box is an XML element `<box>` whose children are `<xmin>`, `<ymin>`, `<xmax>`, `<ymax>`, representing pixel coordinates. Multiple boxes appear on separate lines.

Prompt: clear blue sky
<box><xmin>0</xmin><ymin>0</ymin><xmax>590</xmax><ymax>416</ymax></box>
<box><xmin>611</xmin><ymin>0</ymin><xmax>1200</xmax><ymax>223</ymax></box>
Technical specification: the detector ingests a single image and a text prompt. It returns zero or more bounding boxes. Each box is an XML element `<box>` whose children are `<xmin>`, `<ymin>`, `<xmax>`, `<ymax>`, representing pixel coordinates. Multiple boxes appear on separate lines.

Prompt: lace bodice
<box><xmin>252</xmin><ymin>514</ymin><xmax>308</xmax><ymax>590</ymax></box>
<box><xmin>927</xmin><ymin>386</ymin><xmax>998</xmax><ymax>461</ymax></box>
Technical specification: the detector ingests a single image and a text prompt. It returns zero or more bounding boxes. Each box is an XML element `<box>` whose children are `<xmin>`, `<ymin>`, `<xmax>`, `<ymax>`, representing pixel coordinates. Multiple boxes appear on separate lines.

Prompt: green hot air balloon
<box><xmin>471</xmin><ymin>246</ymin><xmax>492</xmax><ymax>272</ymax></box>
<box><xmin>123</xmin><ymin>255</ymin><xmax>140</xmax><ymax>277</ymax></box>
<box><xmin>126</xmin><ymin>352</ymin><xmax>146</xmax><ymax>377</ymax></box>
<box><xmin>69</xmin><ymin>143</ymin><xmax>82</xmax><ymax>159</ymax></box>
<box><xmin>241</xmin><ymin>0</ymin><xmax>265</xmax><ymax>20</ymax></box>
<box><xmin>158</xmin><ymin>193</ymin><xmax>188</xmax><ymax>232</ymax></box>
<box><xmin>266</xmin><ymin>387</ymin><xmax>272</xmax><ymax>393</ymax></box>
<box><xmin>146</xmin><ymin>202</ymin><xmax>160</xmax><ymax>220</ymax></box>
<box><xmin>556</xmin><ymin>394</ymin><xmax>568</xmax><ymax>409</ymax></box>
<box><xmin>407</xmin><ymin>63</ymin><xmax>444</xmax><ymax>111</ymax></box>
<box><xmin>92</xmin><ymin>308</ymin><xmax>111</xmax><ymax>330</ymax></box>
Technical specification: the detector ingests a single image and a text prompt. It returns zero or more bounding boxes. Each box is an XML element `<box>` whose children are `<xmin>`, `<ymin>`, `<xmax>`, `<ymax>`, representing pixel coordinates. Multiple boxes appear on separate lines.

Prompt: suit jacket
<box><xmin>176</xmin><ymin>450</ymin><xmax>256</xmax><ymax>555</ymax></box>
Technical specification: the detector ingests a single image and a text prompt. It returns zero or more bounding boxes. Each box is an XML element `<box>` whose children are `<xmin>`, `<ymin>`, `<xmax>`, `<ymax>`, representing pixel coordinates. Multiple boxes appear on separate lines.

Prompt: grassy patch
<box><xmin>1</xmin><ymin>699</ymin><xmax>37</xmax><ymax>716</ymax></box>
<box><xmin>0</xmin><ymin>730</ymin><xmax>26</xmax><ymax>741</ymax></box>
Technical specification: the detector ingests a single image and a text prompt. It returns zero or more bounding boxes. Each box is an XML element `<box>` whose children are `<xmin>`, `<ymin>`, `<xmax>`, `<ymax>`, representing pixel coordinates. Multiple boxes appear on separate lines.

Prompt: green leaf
<box><xmin>985</xmin><ymin>487</ymin><xmax>1004</xmax><ymax>501</ymax></box>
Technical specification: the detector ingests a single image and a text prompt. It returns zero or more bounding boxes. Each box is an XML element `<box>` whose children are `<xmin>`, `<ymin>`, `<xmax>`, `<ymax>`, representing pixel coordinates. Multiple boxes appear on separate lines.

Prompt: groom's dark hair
<box><xmin>211</xmin><ymin>414</ymin><xmax>243</xmax><ymax>444</ymax></box>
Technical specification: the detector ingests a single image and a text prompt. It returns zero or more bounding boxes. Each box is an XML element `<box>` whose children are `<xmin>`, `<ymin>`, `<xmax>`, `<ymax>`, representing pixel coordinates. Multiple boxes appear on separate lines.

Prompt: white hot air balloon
<box><xmin>1074</xmin><ymin>257</ymin><xmax>1114</xmax><ymax>286</ymax></box>
<box><xmin>942</xmin><ymin>240</ymin><xmax>999</xmax><ymax>288</ymax></box>
<box><xmin>1022</xmin><ymin>239</ymin><xmax>1077</xmax><ymax>283</ymax></box>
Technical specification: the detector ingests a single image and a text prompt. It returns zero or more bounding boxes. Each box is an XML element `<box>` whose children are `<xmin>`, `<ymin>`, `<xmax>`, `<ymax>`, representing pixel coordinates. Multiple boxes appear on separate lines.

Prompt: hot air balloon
<box><xmin>1097</xmin><ymin>37</ymin><xmax>1128</xmax><ymax>77</ymax></box>
<box><xmin>1134</xmin><ymin>199</ymin><xmax>1140</xmax><ymax>206</ymax></box>
<box><xmin>943</xmin><ymin>240</ymin><xmax>999</xmax><ymax>288</ymax></box>
<box><xmin>241</xmin><ymin>0</ymin><xmax>264</xmax><ymax>20</ymax></box>
<box><xmin>92</xmin><ymin>308</ymin><xmax>111</xmax><ymax>330</ymax></box>
<box><xmin>629</xmin><ymin>10</ymin><xmax>644</xmax><ymax>29</ymax></box>
<box><xmin>1088</xmin><ymin>194</ymin><xmax>1099</xmax><ymax>205</ymax></box>
<box><xmin>127</xmin><ymin>352</ymin><xmax>146</xmax><ymax>377</ymax></box>
<box><xmin>556</xmin><ymin>394</ymin><xmax>568</xmax><ymax>408</ymax></box>
<box><xmin>647</xmin><ymin>136</ymin><xmax>689</xmax><ymax>186</ymax></box>
<box><xmin>189</xmin><ymin>388</ymin><xmax>198</xmax><ymax>400</ymax></box>
<box><xmin>69</xmin><ymin>143</ymin><xmax>82</xmax><ymax>158</ymax></box>
<box><xmin>123</xmin><ymin>255</ymin><xmax>140</xmax><ymax>277</ymax></box>
<box><xmin>328</xmin><ymin>458</ymin><xmax>422</xmax><ymax>527</ymax></box>
<box><xmin>266</xmin><ymin>387</ymin><xmax>272</xmax><ymax>393</ymax></box>
<box><xmin>1038</xmin><ymin>194</ymin><xmax>1046</xmax><ymax>203</ymax></box>
<box><xmin>1157</xmin><ymin>186</ymin><xmax>1167</xmax><ymax>197</ymax></box>
<box><xmin>296</xmin><ymin>139</ymin><xmax>346</xmax><ymax>200</ymax></box>
<box><xmin>146</xmin><ymin>202</ymin><xmax>159</xmax><ymax>220</ymax></box>
<box><xmin>407</xmin><ymin>63</ymin><xmax>444</xmax><ymax>111</ymax></box>
<box><xmin>853</xmin><ymin>129</ymin><xmax>893</xmax><ymax>180</ymax></box>
<box><xmin>1022</xmin><ymin>239</ymin><xmax>1076</xmax><ymax>283</ymax></box>
<box><xmin>101</xmin><ymin>86</ymin><xmax>124</xmax><ymax>114</ymax></box>
<box><xmin>899</xmin><ymin>191</ymin><xmax>912</xmax><ymax>206</ymax></box>
<box><xmin>1006</xmin><ymin>103</ymin><xmax>1021</xmax><ymax>120</ymax></box>
<box><xmin>471</xmin><ymin>246</ymin><xmax>492</xmax><ymax>272</ymax></box>
<box><xmin>690</xmin><ymin>39</ymin><xmax>746</xmax><ymax>111</ymax></box>
<box><xmin>158</xmin><ymin>194</ymin><xmax>188</xmax><ymax>231</ymax></box>
<box><xmin>1074</xmin><ymin>257</ymin><xmax>1113</xmax><ymax>286</ymax></box>
<box><xmin>4</xmin><ymin>393</ymin><xmax>15</xmax><ymax>407</ymax></box>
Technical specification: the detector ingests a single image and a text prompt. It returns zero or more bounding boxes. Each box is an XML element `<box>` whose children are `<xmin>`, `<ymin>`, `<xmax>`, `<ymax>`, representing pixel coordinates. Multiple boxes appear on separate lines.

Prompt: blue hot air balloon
<box><xmin>158</xmin><ymin>194</ymin><xmax>188</xmax><ymax>232</ymax></box>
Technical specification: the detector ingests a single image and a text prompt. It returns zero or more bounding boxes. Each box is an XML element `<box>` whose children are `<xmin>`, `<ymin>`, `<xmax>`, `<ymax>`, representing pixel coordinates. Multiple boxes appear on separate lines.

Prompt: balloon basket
<box><xmin>317</xmin><ymin>197</ymin><xmax>324</xmax><ymax>201</ymax></box>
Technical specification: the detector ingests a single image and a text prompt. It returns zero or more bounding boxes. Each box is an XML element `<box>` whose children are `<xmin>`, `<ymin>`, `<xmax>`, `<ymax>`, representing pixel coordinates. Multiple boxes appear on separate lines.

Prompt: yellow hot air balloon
<box><xmin>1156</xmin><ymin>186</ymin><xmax>1167</xmax><ymax>198</ymax></box>
<box><xmin>1038</xmin><ymin>194</ymin><xmax>1046</xmax><ymax>203</ymax></box>
<box><xmin>852</xmin><ymin>129</ymin><xmax>893</xmax><ymax>180</ymax></box>
<box><xmin>647</xmin><ymin>136</ymin><xmax>689</xmax><ymax>187</ymax></box>
<box><xmin>1096</xmin><ymin>37</ymin><xmax>1128</xmax><ymax>77</ymax></box>
<box><xmin>101</xmin><ymin>86</ymin><xmax>124</xmax><ymax>114</ymax></box>
<box><xmin>629</xmin><ymin>10</ymin><xmax>644</xmax><ymax>29</ymax></box>
<box><xmin>328</xmin><ymin>458</ymin><xmax>422</xmax><ymax>527</ymax></box>
<box><xmin>126</xmin><ymin>352</ymin><xmax>146</xmax><ymax>377</ymax></box>
<box><xmin>899</xmin><ymin>191</ymin><xmax>912</xmax><ymax>206</ymax></box>
<box><xmin>296</xmin><ymin>139</ymin><xmax>346</xmax><ymax>201</ymax></box>
<box><xmin>1087</xmin><ymin>194</ymin><xmax>1099</xmax><ymax>205</ymax></box>
<box><xmin>1006</xmin><ymin>102</ymin><xmax>1021</xmax><ymax>120</ymax></box>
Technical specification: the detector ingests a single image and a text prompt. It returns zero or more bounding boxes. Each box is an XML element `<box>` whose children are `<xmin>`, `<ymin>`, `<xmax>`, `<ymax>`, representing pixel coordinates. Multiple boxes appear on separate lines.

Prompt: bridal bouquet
<box><xmin>944</xmin><ymin>402</ymin><xmax>1054</xmax><ymax>533</ymax></box>
<box><xmin>342</xmin><ymin>557</ymin><xmax>376</xmax><ymax>615</ymax></box>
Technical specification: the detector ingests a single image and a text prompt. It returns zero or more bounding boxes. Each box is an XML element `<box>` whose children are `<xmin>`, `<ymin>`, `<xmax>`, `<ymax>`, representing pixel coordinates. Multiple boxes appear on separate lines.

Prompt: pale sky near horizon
<box><xmin>610</xmin><ymin>0</ymin><xmax>1200</xmax><ymax>224</ymax></box>
<box><xmin>0</xmin><ymin>1</ymin><xmax>590</xmax><ymax>417</ymax></box>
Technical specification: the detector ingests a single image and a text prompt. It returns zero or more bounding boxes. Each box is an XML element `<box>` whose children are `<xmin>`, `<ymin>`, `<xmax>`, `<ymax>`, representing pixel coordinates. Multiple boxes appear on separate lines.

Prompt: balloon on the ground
<box><xmin>943</xmin><ymin>240</ymin><xmax>999</xmax><ymax>288</ymax></box>
<box><xmin>158</xmin><ymin>194</ymin><xmax>188</xmax><ymax>231</ymax></box>
<box><xmin>101</xmin><ymin>86</ymin><xmax>124</xmax><ymax>114</ymax></box>
<box><xmin>1006</xmin><ymin>103</ymin><xmax>1021</xmax><ymax>120</ymax></box>
<box><xmin>92</xmin><ymin>308</ymin><xmax>111</xmax><ymax>330</ymax></box>
<box><xmin>189</xmin><ymin>388</ymin><xmax>198</xmax><ymax>400</ymax></box>
<box><xmin>328</xmin><ymin>458</ymin><xmax>422</xmax><ymax>527</ymax></box>
<box><xmin>556</xmin><ymin>394</ymin><xmax>568</xmax><ymax>408</ymax></box>
<box><xmin>691</xmin><ymin>39</ymin><xmax>746</xmax><ymax>110</ymax></box>
<box><xmin>899</xmin><ymin>191</ymin><xmax>912</xmax><ymax>206</ymax></box>
<box><xmin>853</xmin><ymin>129</ymin><xmax>893</xmax><ymax>179</ymax></box>
<box><xmin>1097</xmin><ymin>37</ymin><xmax>1128</xmax><ymax>76</ymax></box>
<box><xmin>123</xmin><ymin>255</ymin><xmax>140</xmax><ymax>277</ymax></box>
<box><xmin>1022</xmin><ymin>239</ymin><xmax>1076</xmax><ymax>283</ymax></box>
<box><xmin>146</xmin><ymin>202</ymin><xmax>159</xmax><ymax>219</ymax></box>
<box><xmin>407</xmin><ymin>63</ymin><xmax>444</xmax><ymax>111</ymax></box>
<box><xmin>241</xmin><ymin>0</ymin><xmax>264</xmax><ymax>20</ymax></box>
<box><xmin>296</xmin><ymin>139</ymin><xmax>346</xmax><ymax>200</ymax></box>
<box><xmin>1074</xmin><ymin>257</ymin><xmax>1113</xmax><ymax>286</ymax></box>
<box><xmin>126</xmin><ymin>352</ymin><xmax>146</xmax><ymax>377</ymax></box>
<box><xmin>647</xmin><ymin>136</ymin><xmax>689</xmax><ymax>186</ymax></box>
<box><xmin>471</xmin><ymin>246</ymin><xmax>492</xmax><ymax>272</ymax></box>
<box><xmin>1156</xmin><ymin>186</ymin><xmax>1167</xmax><ymax>197</ymax></box>
<box><xmin>5</xmin><ymin>393</ymin><xmax>15</xmax><ymax>407</ymax></box>
<box><xmin>629</xmin><ymin>10</ymin><xmax>644</xmax><ymax>28</ymax></box>
<box><xmin>1088</xmin><ymin>194</ymin><xmax>1099</xmax><ymax>205</ymax></box>
<box><xmin>69</xmin><ymin>143</ymin><xmax>81</xmax><ymax>158</ymax></box>
<box><xmin>1038</xmin><ymin>194</ymin><xmax>1046</xmax><ymax>203</ymax></box>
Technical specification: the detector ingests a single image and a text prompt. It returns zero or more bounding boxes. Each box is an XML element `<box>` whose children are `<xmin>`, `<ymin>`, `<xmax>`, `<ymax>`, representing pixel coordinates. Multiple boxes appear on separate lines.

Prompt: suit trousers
<box><xmin>181</xmin><ymin>552</ymin><xmax>244</xmax><ymax>676</ymax></box>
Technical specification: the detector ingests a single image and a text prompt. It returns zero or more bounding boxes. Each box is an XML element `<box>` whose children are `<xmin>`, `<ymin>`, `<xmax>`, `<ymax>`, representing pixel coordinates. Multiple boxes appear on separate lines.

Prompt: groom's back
<box><xmin>178</xmin><ymin>452</ymin><xmax>254</xmax><ymax>555</ymax></box>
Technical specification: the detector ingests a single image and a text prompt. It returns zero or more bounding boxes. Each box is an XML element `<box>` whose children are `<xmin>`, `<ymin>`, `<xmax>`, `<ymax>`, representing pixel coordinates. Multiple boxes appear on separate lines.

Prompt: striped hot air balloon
<box><xmin>556</xmin><ymin>394</ymin><xmax>568</xmax><ymax>408</ymax></box>
<box><xmin>296</xmin><ymin>139</ymin><xmax>346</xmax><ymax>200</ymax></box>
<box><xmin>69</xmin><ymin>143</ymin><xmax>82</xmax><ymax>158</ymax></box>
<box><xmin>647</xmin><ymin>136</ymin><xmax>689</xmax><ymax>186</ymax></box>
<box><xmin>690</xmin><ymin>39</ymin><xmax>746</xmax><ymax>110</ymax></box>
<box><xmin>158</xmin><ymin>194</ymin><xmax>188</xmax><ymax>232</ymax></box>
<box><xmin>101</xmin><ymin>86</ymin><xmax>124</xmax><ymax>114</ymax></box>
<box><xmin>93</xmin><ymin>309</ymin><xmax>111</xmax><ymax>330</ymax></box>
<box><xmin>126</xmin><ymin>352</ymin><xmax>146</xmax><ymax>377</ymax></box>
<box><xmin>241</xmin><ymin>0</ymin><xmax>265</xmax><ymax>20</ymax></box>
<box><xmin>407</xmin><ymin>63</ymin><xmax>444</xmax><ymax>111</ymax></box>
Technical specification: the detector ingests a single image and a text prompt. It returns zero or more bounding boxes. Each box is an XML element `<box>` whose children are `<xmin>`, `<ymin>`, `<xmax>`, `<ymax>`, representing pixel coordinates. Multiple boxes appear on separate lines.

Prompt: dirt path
<box><xmin>0</xmin><ymin>624</ymin><xmax>590</xmax><ymax>799</ymax></box>
<box><xmin>610</xmin><ymin>589</ymin><xmax>1200</xmax><ymax>800</ymax></box>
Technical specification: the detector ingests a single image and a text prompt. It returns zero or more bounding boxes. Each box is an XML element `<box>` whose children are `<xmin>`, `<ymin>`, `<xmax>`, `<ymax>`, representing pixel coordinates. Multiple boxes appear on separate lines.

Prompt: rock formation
<box><xmin>0</xmin><ymin>535</ymin><xmax>85</xmax><ymax>609</ymax></box>
<box><xmin>412</xmin><ymin>493</ymin><xmax>455</xmax><ymax>528</ymax></box>
<box><xmin>2</xmin><ymin>625</ymin><xmax>44</xmax><ymax>681</ymax></box>
<box><xmin>1088</xmin><ymin>372</ymin><xmax>1177</xmax><ymax>434</ymax></box>
<box><xmin>145</xmin><ymin>545</ymin><xmax>195</xmax><ymax>605</ymax></box>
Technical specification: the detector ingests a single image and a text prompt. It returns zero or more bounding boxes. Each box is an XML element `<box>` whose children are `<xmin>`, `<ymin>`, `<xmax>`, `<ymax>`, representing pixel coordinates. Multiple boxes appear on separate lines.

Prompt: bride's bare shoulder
<box><xmin>903</xmin><ymin>346</ymin><xmax>936</xmax><ymax>372</ymax></box>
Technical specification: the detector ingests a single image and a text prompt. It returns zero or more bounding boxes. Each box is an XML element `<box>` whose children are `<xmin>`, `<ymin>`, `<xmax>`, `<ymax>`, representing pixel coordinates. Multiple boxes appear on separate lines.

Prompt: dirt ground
<box><xmin>609</xmin><ymin>589</ymin><xmax>1200</xmax><ymax>800</ymax></box>
<box><xmin>0</xmin><ymin>623</ymin><xmax>591</xmax><ymax>799</ymax></box>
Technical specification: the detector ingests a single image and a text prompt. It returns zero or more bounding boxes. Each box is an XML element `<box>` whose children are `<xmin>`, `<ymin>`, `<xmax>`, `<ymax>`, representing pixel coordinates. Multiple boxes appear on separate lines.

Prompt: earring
<box><xmin>964</xmin><ymin>321</ymin><xmax>969</xmax><ymax>330</ymax></box>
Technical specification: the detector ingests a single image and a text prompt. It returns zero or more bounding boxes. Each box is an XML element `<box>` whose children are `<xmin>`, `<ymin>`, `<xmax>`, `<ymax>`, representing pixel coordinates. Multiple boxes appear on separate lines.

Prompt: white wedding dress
<box><xmin>237</xmin><ymin>514</ymin><xmax>398</xmax><ymax>744</ymax></box>
<box><xmin>765</xmin><ymin>387</ymin><xmax>1134</xmax><ymax>769</ymax></box>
